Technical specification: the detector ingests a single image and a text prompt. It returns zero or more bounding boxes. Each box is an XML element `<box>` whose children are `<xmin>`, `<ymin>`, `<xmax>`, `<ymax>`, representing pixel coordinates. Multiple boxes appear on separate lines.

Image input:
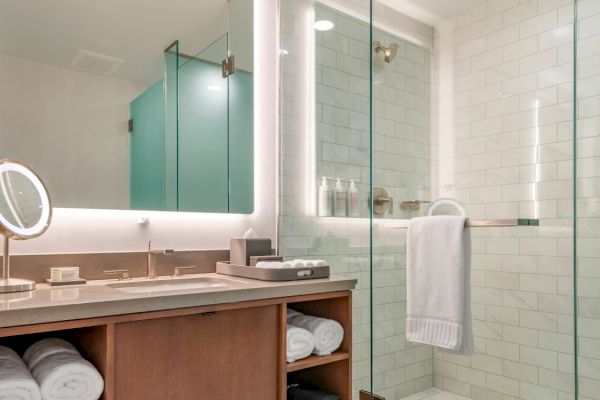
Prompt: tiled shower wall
<box><xmin>315</xmin><ymin>4</ymin><xmax>431</xmax><ymax>219</ymax></box>
<box><xmin>282</xmin><ymin>0</ymin><xmax>600</xmax><ymax>399</ymax></box>
<box><xmin>280</xmin><ymin>1</ymin><xmax>434</xmax><ymax>398</ymax></box>
<box><xmin>429</xmin><ymin>0</ymin><xmax>600</xmax><ymax>399</ymax></box>
<box><xmin>576</xmin><ymin>0</ymin><xmax>600</xmax><ymax>398</ymax></box>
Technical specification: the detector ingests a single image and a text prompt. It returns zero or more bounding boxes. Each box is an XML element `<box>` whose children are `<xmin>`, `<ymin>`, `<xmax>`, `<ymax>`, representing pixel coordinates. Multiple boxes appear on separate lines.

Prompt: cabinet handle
<box><xmin>200</xmin><ymin>311</ymin><xmax>218</xmax><ymax>316</ymax></box>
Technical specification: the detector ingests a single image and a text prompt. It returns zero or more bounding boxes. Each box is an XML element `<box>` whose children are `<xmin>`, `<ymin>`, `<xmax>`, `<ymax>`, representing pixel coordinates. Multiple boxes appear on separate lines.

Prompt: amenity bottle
<box><xmin>334</xmin><ymin>178</ymin><xmax>347</xmax><ymax>217</ymax></box>
<box><xmin>318</xmin><ymin>177</ymin><xmax>333</xmax><ymax>217</ymax></box>
<box><xmin>348</xmin><ymin>179</ymin><xmax>360</xmax><ymax>218</ymax></box>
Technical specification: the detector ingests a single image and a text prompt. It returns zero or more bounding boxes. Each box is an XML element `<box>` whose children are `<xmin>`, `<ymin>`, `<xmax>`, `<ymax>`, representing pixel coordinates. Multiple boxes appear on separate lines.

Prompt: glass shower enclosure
<box><xmin>280</xmin><ymin>0</ymin><xmax>599</xmax><ymax>399</ymax></box>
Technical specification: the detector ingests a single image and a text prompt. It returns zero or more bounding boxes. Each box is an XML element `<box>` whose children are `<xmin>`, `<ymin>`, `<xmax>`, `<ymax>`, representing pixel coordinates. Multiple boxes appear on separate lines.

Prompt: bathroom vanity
<box><xmin>0</xmin><ymin>275</ymin><xmax>356</xmax><ymax>400</ymax></box>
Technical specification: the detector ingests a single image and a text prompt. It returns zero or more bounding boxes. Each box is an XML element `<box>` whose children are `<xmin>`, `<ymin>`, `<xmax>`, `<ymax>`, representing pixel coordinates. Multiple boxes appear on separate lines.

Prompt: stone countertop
<box><xmin>0</xmin><ymin>273</ymin><xmax>357</xmax><ymax>328</ymax></box>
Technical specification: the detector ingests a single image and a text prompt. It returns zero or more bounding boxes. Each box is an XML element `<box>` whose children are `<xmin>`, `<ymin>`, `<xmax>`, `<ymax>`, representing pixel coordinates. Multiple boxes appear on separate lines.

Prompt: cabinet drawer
<box><xmin>114</xmin><ymin>305</ymin><xmax>279</xmax><ymax>400</ymax></box>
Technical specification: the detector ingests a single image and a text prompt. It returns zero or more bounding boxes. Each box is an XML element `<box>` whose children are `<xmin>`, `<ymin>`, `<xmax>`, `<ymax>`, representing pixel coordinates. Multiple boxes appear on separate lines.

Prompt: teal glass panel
<box><xmin>130</xmin><ymin>80</ymin><xmax>165</xmax><ymax>210</ymax></box>
<box><xmin>177</xmin><ymin>35</ymin><xmax>229</xmax><ymax>212</ymax></box>
<box><xmin>164</xmin><ymin>41</ymin><xmax>179</xmax><ymax>211</ymax></box>
<box><xmin>228</xmin><ymin>69</ymin><xmax>254</xmax><ymax>214</ymax></box>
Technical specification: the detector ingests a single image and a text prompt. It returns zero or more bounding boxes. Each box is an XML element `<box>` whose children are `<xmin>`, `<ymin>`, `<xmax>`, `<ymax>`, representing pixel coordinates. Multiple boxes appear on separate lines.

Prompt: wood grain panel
<box><xmin>114</xmin><ymin>305</ymin><xmax>279</xmax><ymax>400</ymax></box>
<box><xmin>72</xmin><ymin>325</ymin><xmax>112</xmax><ymax>400</ymax></box>
<box><xmin>288</xmin><ymin>360</ymin><xmax>351</xmax><ymax>400</ymax></box>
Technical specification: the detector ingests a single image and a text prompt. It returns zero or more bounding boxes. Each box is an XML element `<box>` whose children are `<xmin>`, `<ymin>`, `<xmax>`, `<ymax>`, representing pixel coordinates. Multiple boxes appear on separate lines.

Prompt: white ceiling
<box><xmin>378</xmin><ymin>0</ymin><xmax>489</xmax><ymax>25</ymax></box>
<box><xmin>0</xmin><ymin>0</ymin><xmax>231</xmax><ymax>84</ymax></box>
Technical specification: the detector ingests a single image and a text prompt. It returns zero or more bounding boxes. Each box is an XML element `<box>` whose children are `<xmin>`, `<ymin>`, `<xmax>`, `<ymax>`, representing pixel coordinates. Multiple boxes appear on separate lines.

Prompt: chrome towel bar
<box><xmin>379</xmin><ymin>218</ymin><xmax>539</xmax><ymax>229</ymax></box>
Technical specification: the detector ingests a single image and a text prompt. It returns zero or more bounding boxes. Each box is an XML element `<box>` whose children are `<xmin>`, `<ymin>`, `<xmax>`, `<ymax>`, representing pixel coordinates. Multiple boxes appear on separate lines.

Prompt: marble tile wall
<box><xmin>429</xmin><ymin>0</ymin><xmax>597</xmax><ymax>399</ymax></box>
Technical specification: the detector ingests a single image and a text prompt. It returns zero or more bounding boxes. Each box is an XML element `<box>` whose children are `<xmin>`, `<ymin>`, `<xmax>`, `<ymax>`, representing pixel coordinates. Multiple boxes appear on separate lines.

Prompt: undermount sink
<box><xmin>107</xmin><ymin>276</ymin><xmax>246</xmax><ymax>294</ymax></box>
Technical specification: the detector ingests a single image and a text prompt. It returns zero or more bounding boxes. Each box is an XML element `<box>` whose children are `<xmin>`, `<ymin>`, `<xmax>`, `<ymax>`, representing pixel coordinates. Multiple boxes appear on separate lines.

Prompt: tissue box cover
<box><xmin>230</xmin><ymin>238</ymin><xmax>272</xmax><ymax>266</ymax></box>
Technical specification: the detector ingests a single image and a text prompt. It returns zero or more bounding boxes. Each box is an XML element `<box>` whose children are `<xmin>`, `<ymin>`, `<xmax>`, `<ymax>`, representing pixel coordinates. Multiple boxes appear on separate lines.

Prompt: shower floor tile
<box><xmin>401</xmin><ymin>388</ymin><xmax>470</xmax><ymax>400</ymax></box>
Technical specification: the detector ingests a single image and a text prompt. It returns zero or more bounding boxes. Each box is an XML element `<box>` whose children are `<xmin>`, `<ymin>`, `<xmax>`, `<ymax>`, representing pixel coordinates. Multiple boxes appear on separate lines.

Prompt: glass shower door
<box><xmin>177</xmin><ymin>35</ymin><xmax>229</xmax><ymax>212</ymax></box>
<box><xmin>369</xmin><ymin>2</ymin><xmax>434</xmax><ymax>398</ymax></box>
<box><xmin>279</xmin><ymin>1</ymin><xmax>372</xmax><ymax>399</ymax></box>
<box><xmin>576</xmin><ymin>0</ymin><xmax>600</xmax><ymax>399</ymax></box>
<box><xmin>370</xmin><ymin>0</ymin><xmax>577</xmax><ymax>399</ymax></box>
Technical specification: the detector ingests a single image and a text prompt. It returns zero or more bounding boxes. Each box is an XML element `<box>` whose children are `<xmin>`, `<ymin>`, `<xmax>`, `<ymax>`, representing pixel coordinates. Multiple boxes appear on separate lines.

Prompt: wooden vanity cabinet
<box><xmin>113</xmin><ymin>305</ymin><xmax>279</xmax><ymax>400</ymax></box>
<box><xmin>0</xmin><ymin>290</ymin><xmax>352</xmax><ymax>400</ymax></box>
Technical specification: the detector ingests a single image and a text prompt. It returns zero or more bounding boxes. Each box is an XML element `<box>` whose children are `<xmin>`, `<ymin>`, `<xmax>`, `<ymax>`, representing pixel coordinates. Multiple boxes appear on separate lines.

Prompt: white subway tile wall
<box><xmin>430</xmin><ymin>0</ymin><xmax>594</xmax><ymax>399</ymax></box>
<box><xmin>576</xmin><ymin>0</ymin><xmax>600</xmax><ymax>399</ymax></box>
<box><xmin>282</xmin><ymin>0</ymin><xmax>599</xmax><ymax>398</ymax></box>
<box><xmin>315</xmin><ymin>4</ymin><xmax>431</xmax><ymax>219</ymax></box>
<box><xmin>281</xmin><ymin>0</ymin><xmax>435</xmax><ymax>398</ymax></box>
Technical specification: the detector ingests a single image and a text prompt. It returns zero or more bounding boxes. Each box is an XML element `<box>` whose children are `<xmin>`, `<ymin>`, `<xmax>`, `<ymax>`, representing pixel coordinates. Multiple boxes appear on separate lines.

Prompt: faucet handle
<box><xmin>173</xmin><ymin>266</ymin><xmax>198</xmax><ymax>277</ymax></box>
<box><xmin>104</xmin><ymin>269</ymin><xmax>130</xmax><ymax>280</ymax></box>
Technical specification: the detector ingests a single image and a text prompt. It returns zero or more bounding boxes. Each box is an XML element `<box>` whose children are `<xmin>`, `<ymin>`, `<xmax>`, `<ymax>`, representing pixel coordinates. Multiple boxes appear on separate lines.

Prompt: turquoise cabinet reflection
<box><xmin>178</xmin><ymin>53</ymin><xmax>229</xmax><ymax>212</ymax></box>
<box><xmin>130</xmin><ymin>81</ymin><xmax>165</xmax><ymax>210</ymax></box>
<box><xmin>228</xmin><ymin>70</ymin><xmax>254</xmax><ymax>214</ymax></box>
<box><xmin>130</xmin><ymin>37</ymin><xmax>253</xmax><ymax>213</ymax></box>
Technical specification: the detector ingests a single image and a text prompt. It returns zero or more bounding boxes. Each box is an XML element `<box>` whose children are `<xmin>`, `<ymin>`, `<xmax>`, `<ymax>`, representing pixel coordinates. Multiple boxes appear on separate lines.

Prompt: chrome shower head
<box><xmin>373</xmin><ymin>41</ymin><xmax>399</xmax><ymax>63</ymax></box>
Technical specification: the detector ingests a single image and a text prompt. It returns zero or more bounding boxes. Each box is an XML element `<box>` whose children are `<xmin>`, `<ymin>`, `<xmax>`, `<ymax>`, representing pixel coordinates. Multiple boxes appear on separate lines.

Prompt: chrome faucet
<box><xmin>147</xmin><ymin>241</ymin><xmax>174</xmax><ymax>279</ymax></box>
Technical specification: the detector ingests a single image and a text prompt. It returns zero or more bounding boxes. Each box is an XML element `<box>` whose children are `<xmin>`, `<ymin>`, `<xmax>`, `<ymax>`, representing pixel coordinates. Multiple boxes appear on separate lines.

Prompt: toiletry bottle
<box><xmin>318</xmin><ymin>177</ymin><xmax>333</xmax><ymax>217</ymax></box>
<box><xmin>348</xmin><ymin>179</ymin><xmax>360</xmax><ymax>217</ymax></box>
<box><xmin>334</xmin><ymin>178</ymin><xmax>347</xmax><ymax>217</ymax></box>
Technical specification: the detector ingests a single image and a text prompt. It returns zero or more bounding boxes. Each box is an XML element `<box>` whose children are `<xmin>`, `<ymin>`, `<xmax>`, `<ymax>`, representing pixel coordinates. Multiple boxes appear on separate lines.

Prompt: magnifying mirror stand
<box><xmin>1</xmin><ymin>236</ymin><xmax>36</xmax><ymax>293</ymax></box>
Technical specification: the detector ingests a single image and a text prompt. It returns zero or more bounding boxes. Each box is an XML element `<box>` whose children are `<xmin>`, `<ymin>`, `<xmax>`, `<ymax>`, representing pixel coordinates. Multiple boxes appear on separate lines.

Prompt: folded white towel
<box><xmin>287</xmin><ymin>325</ymin><xmax>316</xmax><ymax>362</ymax></box>
<box><xmin>406</xmin><ymin>216</ymin><xmax>473</xmax><ymax>355</ymax></box>
<box><xmin>0</xmin><ymin>346</ymin><xmax>42</xmax><ymax>400</ymax></box>
<box><xmin>24</xmin><ymin>339</ymin><xmax>104</xmax><ymax>400</ymax></box>
<box><xmin>288</xmin><ymin>313</ymin><xmax>344</xmax><ymax>356</ymax></box>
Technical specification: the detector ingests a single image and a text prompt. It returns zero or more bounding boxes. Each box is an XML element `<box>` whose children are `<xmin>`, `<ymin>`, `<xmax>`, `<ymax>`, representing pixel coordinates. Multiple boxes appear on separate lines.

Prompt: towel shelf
<box><xmin>379</xmin><ymin>218</ymin><xmax>540</xmax><ymax>229</ymax></box>
<box><xmin>287</xmin><ymin>352</ymin><xmax>350</xmax><ymax>373</ymax></box>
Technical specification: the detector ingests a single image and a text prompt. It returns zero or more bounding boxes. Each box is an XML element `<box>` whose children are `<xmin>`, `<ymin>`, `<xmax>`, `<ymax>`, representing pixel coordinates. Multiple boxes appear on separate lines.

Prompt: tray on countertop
<box><xmin>216</xmin><ymin>261</ymin><xmax>330</xmax><ymax>281</ymax></box>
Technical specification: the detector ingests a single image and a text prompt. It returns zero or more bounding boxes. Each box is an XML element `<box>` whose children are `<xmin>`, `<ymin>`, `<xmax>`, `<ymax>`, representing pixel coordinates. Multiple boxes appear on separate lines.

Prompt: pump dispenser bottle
<box><xmin>334</xmin><ymin>178</ymin><xmax>347</xmax><ymax>217</ymax></box>
<box><xmin>318</xmin><ymin>177</ymin><xmax>333</xmax><ymax>217</ymax></box>
<box><xmin>348</xmin><ymin>179</ymin><xmax>360</xmax><ymax>217</ymax></box>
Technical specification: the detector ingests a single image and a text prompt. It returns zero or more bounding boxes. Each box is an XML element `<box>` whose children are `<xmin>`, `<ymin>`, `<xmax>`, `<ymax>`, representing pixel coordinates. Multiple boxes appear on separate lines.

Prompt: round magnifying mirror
<box><xmin>0</xmin><ymin>159</ymin><xmax>52</xmax><ymax>293</ymax></box>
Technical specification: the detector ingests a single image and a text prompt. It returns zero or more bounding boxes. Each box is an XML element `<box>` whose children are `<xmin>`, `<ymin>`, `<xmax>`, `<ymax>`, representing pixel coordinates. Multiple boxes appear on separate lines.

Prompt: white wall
<box><xmin>9</xmin><ymin>0</ymin><xmax>278</xmax><ymax>255</ymax></box>
<box><xmin>0</xmin><ymin>53</ymin><xmax>147</xmax><ymax>209</ymax></box>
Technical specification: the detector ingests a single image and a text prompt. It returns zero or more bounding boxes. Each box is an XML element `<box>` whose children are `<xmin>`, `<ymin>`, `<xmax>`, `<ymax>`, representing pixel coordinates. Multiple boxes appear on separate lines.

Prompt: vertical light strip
<box><xmin>306</xmin><ymin>5</ymin><xmax>317</xmax><ymax>216</ymax></box>
<box><xmin>253</xmin><ymin>0</ymin><xmax>262</xmax><ymax>218</ymax></box>
<box><xmin>533</xmin><ymin>99</ymin><xmax>540</xmax><ymax>219</ymax></box>
<box><xmin>572</xmin><ymin>0</ymin><xmax>579</xmax><ymax>397</ymax></box>
<box><xmin>274</xmin><ymin>0</ymin><xmax>282</xmax><ymax>254</ymax></box>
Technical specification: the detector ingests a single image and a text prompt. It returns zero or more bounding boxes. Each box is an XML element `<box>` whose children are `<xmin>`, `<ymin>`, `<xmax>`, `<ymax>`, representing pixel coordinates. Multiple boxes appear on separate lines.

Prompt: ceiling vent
<box><xmin>69</xmin><ymin>49</ymin><xmax>125</xmax><ymax>75</ymax></box>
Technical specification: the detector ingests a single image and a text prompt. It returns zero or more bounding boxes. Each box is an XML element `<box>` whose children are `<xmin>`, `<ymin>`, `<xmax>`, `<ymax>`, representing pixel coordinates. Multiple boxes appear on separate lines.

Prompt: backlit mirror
<box><xmin>0</xmin><ymin>0</ymin><xmax>254</xmax><ymax>214</ymax></box>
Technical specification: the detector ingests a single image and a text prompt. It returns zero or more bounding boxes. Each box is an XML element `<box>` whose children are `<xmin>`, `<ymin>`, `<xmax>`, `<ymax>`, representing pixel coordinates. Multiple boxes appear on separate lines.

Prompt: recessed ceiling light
<box><xmin>207</xmin><ymin>85</ymin><xmax>222</xmax><ymax>92</ymax></box>
<box><xmin>314</xmin><ymin>20</ymin><xmax>334</xmax><ymax>31</ymax></box>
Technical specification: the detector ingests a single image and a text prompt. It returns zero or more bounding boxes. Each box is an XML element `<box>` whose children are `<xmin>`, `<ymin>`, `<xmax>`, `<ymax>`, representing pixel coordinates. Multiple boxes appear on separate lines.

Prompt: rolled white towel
<box><xmin>287</xmin><ymin>308</ymin><xmax>303</xmax><ymax>321</ymax></box>
<box><xmin>24</xmin><ymin>339</ymin><xmax>103</xmax><ymax>400</ymax></box>
<box><xmin>302</xmin><ymin>259</ymin><xmax>328</xmax><ymax>268</ymax></box>
<box><xmin>256</xmin><ymin>261</ymin><xmax>283</xmax><ymax>269</ymax></box>
<box><xmin>0</xmin><ymin>346</ymin><xmax>22</xmax><ymax>363</ymax></box>
<box><xmin>23</xmin><ymin>338</ymin><xmax>79</xmax><ymax>371</ymax></box>
<box><xmin>0</xmin><ymin>346</ymin><xmax>42</xmax><ymax>400</ymax></box>
<box><xmin>283</xmin><ymin>260</ymin><xmax>305</xmax><ymax>269</ymax></box>
<box><xmin>288</xmin><ymin>314</ymin><xmax>344</xmax><ymax>356</ymax></box>
<box><xmin>286</xmin><ymin>325</ymin><xmax>316</xmax><ymax>363</ymax></box>
<box><xmin>31</xmin><ymin>353</ymin><xmax>104</xmax><ymax>400</ymax></box>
